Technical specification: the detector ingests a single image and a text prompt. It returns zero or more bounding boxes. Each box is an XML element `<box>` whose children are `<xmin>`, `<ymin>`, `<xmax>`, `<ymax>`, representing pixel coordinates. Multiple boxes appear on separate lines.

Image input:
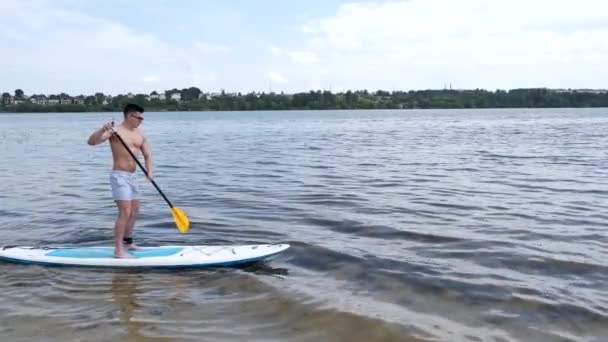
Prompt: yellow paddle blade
<box><xmin>171</xmin><ymin>207</ymin><xmax>190</xmax><ymax>233</ymax></box>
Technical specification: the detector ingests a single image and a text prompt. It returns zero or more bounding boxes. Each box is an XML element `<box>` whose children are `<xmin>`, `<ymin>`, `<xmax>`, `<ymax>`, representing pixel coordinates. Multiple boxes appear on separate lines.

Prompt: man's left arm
<box><xmin>141</xmin><ymin>136</ymin><xmax>153</xmax><ymax>179</ymax></box>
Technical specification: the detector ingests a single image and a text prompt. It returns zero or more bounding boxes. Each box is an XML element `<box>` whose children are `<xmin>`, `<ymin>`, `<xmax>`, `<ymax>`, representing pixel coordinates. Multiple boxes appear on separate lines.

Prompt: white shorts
<box><xmin>110</xmin><ymin>170</ymin><xmax>139</xmax><ymax>201</ymax></box>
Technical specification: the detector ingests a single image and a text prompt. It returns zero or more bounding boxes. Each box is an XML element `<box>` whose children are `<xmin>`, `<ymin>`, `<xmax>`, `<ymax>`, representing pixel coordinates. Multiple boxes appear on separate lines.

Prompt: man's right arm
<box><xmin>87</xmin><ymin>123</ymin><xmax>113</xmax><ymax>145</ymax></box>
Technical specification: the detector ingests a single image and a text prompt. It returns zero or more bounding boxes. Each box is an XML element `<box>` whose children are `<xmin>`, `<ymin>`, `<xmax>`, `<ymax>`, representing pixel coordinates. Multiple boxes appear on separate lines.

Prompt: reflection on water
<box><xmin>1</xmin><ymin>109</ymin><xmax>607</xmax><ymax>341</ymax></box>
<box><xmin>112</xmin><ymin>272</ymin><xmax>147</xmax><ymax>342</ymax></box>
<box><xmin>108</xmin><ymin>263</ymin><xmax>291</xmax><ymax>342</ymax></box>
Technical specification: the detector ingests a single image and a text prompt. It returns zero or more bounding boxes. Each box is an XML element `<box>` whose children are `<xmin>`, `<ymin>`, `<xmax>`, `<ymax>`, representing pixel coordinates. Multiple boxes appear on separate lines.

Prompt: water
<box><xmin>0</xmin><ymin>109</ymin><xmax>607</xmax><ymax>341</ymax></box>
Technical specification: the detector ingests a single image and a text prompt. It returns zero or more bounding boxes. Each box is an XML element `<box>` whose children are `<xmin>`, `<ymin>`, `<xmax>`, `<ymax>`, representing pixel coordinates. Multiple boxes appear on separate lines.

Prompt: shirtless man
<box><xmin>87</xmin><ymin>103</ymin><xmax>153</xmax><ymax>258</ymax></box>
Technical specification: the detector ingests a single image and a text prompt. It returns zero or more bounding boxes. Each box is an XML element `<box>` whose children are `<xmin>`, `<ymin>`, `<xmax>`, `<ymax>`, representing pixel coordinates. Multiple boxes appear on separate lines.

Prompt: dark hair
<box><xmin>123</xmin><ymin>103</ymin><xmax>144</xmax><ymax>116</ymax></box>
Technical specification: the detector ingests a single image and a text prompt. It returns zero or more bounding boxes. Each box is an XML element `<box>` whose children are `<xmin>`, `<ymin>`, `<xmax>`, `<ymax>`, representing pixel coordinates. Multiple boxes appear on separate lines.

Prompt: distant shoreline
<box><xmin>1</xmin><ymin>107</ymin><xmax>607</xmax><ymax>114</ymax></box>
<box><xmin>3</xmin><ymin>88</ymin><xmax>608</xmax><ymax>112</ymax></box>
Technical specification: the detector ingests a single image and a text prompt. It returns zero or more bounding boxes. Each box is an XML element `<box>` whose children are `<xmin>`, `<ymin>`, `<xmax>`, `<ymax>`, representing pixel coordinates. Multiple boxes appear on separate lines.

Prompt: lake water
<box><xmin>0</xmin><ymin>109</ymin><xmax>606</xmax><ymax>341</ymax></box>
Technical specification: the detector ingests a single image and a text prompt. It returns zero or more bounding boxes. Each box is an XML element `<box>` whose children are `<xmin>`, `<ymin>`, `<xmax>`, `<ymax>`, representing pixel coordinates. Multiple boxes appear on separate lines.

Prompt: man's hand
<box><xmin>102</xmin><ymin>121</ymin><xmax>114</xmax><ymax>132</ymax></box>
<box><xmin>88</xmin><ymin>121</ymin><xmax>114</xmax><ymax>145</ymax></box>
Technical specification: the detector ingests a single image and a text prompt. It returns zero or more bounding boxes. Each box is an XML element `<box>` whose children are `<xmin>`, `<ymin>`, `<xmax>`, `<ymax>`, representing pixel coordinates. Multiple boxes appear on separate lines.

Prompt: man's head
<box><xmin>123</xmin><ymin>103</ymin><xmax>144</xmax><ymax>127</ymax></box>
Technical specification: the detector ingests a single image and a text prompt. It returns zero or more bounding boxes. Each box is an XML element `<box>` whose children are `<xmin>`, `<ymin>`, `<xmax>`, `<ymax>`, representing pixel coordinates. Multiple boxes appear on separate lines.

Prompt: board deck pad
<box><xmin>46</xmin><ymin>247</ymin><xmax>184</xmax><ymax>258</ymax></box>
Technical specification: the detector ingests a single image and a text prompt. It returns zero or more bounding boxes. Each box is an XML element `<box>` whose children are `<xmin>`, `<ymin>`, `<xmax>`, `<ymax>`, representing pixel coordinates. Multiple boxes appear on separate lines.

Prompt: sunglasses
<box><xmin>130</xmin><ymin>113</ymin><xmax>144</xmax><ymax>121</ymax></box>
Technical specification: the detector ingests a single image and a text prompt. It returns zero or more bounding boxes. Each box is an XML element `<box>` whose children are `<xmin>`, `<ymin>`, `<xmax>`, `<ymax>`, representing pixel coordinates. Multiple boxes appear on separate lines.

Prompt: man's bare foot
<box><xmin>114</xmin><ymin>250</ymin><xmax>134</xmax><ymax>259</ymax></box>
<box><xmin>124</xmin><ymin>243</ymin><xmax>142</xmax><ymax>250</ymax></box>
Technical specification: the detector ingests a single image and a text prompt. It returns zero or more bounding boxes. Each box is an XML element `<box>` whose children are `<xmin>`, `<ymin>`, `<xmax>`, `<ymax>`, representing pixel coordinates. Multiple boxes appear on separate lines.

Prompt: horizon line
<box><xmin>3</xmin><ymin>87</ymin><xmax>608</xmax><ymax>97</ymax></box>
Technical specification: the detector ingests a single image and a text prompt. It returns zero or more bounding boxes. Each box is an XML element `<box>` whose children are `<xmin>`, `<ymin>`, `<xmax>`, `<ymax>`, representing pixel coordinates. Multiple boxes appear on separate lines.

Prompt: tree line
<box><xmin>2</xmin><ymin>88</ymin><xmax>608</xmax><ymax>112</ymax></box>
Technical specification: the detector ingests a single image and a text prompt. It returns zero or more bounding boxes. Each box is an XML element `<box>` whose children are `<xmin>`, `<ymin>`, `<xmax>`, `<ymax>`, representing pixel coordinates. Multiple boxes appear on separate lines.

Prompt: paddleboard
<box><xmin>0</xmin><ymin>244</ymin><xmax>289</xmax><ymax>268</ymax></box>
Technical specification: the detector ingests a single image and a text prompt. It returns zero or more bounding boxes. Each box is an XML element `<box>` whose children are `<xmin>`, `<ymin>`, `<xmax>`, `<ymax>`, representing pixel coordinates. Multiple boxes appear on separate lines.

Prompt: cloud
<box><xmin>194</xmin><ymin>41</ymin><xmax>232</xmax><ymax>53</ymax></box>
<box><xmin>304</xmin><ymin>0</ymin><xmax>608</xmax><ymax>51</ymax></box>
<box><xmin>269</xmin><ymin>71</ymin><xmax>288</xmax><ymax>84</ymax></box>
<box><xmin>269</xmin><ymin>45</ymin><xmax>283</xmax><ymax>55</ymax></box>
<box><xmin>1</xmin><ymin>0</ymin><xmax>607</xmax><ymax>94</ymax></box>
<box><xmin>0</xmin><ymin>0</ymin><xmax>203</xmax><ymax>94</ymax></box>
<box><xmin>288</xmin><ymin>51</ymin><xmax>320</xmax><ymax>65</ymax></box>
<box><xmin>142</xmin><ymin>75</ymin><xmax>160</xmax><ymax>82</ymax></box>
<box><xmin>291</xmin><ymin>0</ymin><xmax>608</xmax><ymax>89</ymax></box>
<box><xmin>268</xmin><ymin>45</ymin><xmax>320</xmax><ymax>65</ymax></box>
<box><xmin>301</xmin><ymin>24</ymin><xmax>315</xmax><ymax>34</ymax></box>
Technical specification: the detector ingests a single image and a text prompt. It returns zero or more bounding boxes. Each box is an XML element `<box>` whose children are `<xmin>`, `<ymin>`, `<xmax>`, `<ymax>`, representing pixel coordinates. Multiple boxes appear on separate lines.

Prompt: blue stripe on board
<box><xmin>45</xmin><ymin>247</ymin><xmax>184</xmax><ymax>259</ymax></box>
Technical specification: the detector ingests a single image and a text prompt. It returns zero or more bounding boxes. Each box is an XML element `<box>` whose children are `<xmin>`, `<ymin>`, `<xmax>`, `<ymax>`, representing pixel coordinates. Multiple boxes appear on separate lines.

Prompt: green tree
<box><xmin>181</xmin><ymin>87</ymin><xmax>202</xmax><ymax>101</ymax></box>
<box><xmin>85</xmin><ymin>96</ymin><xmax>97</xmax><ymax>105</ymax></box>
<box><xmin>95</xmin><ymin>92</ymin><xmax>105</xmax><ymax>104</ymax></box>
<box><xmin>1</xmin><ymin>92</ymin><xmax>11</xmax><ymax>105</ymax></box>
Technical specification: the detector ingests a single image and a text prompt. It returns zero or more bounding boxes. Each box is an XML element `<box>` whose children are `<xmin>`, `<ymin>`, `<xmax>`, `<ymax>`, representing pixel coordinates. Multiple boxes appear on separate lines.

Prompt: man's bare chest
<box><xmin>112</xmin><ymin>131</ymin><xmax>143</xmax><ymax>151</ymax></box>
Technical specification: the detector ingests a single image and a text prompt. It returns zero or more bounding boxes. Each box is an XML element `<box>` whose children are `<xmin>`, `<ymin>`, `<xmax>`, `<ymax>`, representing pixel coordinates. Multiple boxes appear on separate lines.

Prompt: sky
<box><xmin>1</xmin><ymin>0</ymin><xmax>607</xmax><ymax>95</ymax></box>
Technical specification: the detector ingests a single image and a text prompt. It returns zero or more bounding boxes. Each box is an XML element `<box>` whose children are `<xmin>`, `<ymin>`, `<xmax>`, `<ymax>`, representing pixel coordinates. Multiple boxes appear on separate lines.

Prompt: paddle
<box><xmin>110</xmin><ymin>123</ymin><xmax>190</xmax><ymax>233</ymax></box>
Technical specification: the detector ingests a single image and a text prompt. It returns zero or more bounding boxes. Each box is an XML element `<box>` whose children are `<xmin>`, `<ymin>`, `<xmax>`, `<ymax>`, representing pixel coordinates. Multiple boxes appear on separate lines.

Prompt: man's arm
<box><xmin>141</xmin><ymin>136</ymin><xmax>153</xmax><ymax>179</ymax></box>
<box><xmin>87</xmin><ymin>122</ymin><xmax>113</xmax><ymax>145</ymax></box>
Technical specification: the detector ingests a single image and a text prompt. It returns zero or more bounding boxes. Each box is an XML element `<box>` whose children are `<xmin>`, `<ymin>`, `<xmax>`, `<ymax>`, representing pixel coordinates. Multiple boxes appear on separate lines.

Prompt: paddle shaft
<box><xmin>111</xmin><ymin>129</ymin><xmax>175</xmax><ymax>209</ymax></box>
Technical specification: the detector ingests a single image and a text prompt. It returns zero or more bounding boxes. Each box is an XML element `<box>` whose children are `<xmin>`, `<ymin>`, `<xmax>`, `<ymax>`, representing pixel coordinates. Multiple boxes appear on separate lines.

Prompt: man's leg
<box><xmin>114</xmin><ymin>200</ymin><xmax>133</xmax><ymax>258</ymax></box>
<box><xmin>124</xmin><ymin>199</ymin><xmax>140</xmax><ymax>250</ymax></box>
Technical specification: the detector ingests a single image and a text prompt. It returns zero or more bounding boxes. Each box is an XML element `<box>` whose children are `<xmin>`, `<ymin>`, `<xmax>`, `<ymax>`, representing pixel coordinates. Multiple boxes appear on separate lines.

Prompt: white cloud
<box><xmin>269</xmin><ymin>45</ymin><xmax>283</xmax><ymax>55</ymax></box>
<box><xmin>1</xmin><ymin>0</ymin><xmax>607</xmax><ymax>94</ymax></box>
<box><xmin>142</xmin><ymin>75</ymin><xmax>160</xmax><ymax>82</ymax></box>
<box><xmin>269</xmin><ymin>45</ymin><xmax>319</xmax><ymax>65</ymax></box>
<box><xmin>194</xmin><ymin>41</ymin><xmax>232</xmax><ymax>53</ymax></box>
<box><xmin>0</xmin><ymin>0</ymin><xmax>207</xmax><ymax>94</ymax></box>
<box><xmin>301</xmin><ymin>24</ymin><xmax>315</xmax><ymax>34</ymax></box>
<box><xmin>269</xmin><ymin>71</ymin><xmax>288</xmax><ymax>84</ymax></box>
<box><xmin>288</xmin><ymin>51</ymin><xmax>320</xmax><ymax>65</ymax></box>
<box><xmin>291</xmin><ymin>0</ymin><xmax>608</xmax><ymax>89</ymax></box>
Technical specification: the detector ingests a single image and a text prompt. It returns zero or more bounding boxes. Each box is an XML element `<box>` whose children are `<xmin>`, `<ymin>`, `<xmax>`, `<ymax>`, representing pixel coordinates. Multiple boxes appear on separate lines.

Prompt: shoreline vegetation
<box><xmin>2</xmin><ymin>87</ymin><xmax>608</xmax><ymax>113</ymax></box>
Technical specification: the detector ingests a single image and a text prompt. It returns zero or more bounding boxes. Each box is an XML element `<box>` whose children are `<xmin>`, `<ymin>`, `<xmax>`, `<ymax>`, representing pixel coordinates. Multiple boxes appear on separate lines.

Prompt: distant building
<box><xmin>553</xmin><ymin>88</ymin><xmax>608</xmax><ymax>94</ymax></box>
<box><xmin>2</xmin><ymin>96</ymin><xmax>15</xmax><ymax>105</ymax></box>
<box><xmin>170</xmin><ymin>93</ymin><xmax>181</xmax><ymax>101</ymax></box>
<box><xmin>30</xmin><ymin>95</ymin><xmax>49</xmax><ymax>105</ymax></box>
<box><xmin>579</xmin><ymin>89</ymin><xmax>608</xmax><ymax>94</ymax></box>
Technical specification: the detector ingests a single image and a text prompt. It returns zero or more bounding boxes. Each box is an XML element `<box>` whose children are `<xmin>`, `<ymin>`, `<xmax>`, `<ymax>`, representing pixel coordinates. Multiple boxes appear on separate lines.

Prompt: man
<box><xmin>87</xmin><ymin>103</ymin><xmax>153</xmax><ymax>258</ymax></box>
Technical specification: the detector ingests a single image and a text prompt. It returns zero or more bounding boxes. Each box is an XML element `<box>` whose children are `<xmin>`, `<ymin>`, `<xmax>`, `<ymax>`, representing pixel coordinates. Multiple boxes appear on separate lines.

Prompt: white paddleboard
<box><xmin>0</xmin><ymin>244</ymin><xmax>290</xmax><ymax>268</ymax></box>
